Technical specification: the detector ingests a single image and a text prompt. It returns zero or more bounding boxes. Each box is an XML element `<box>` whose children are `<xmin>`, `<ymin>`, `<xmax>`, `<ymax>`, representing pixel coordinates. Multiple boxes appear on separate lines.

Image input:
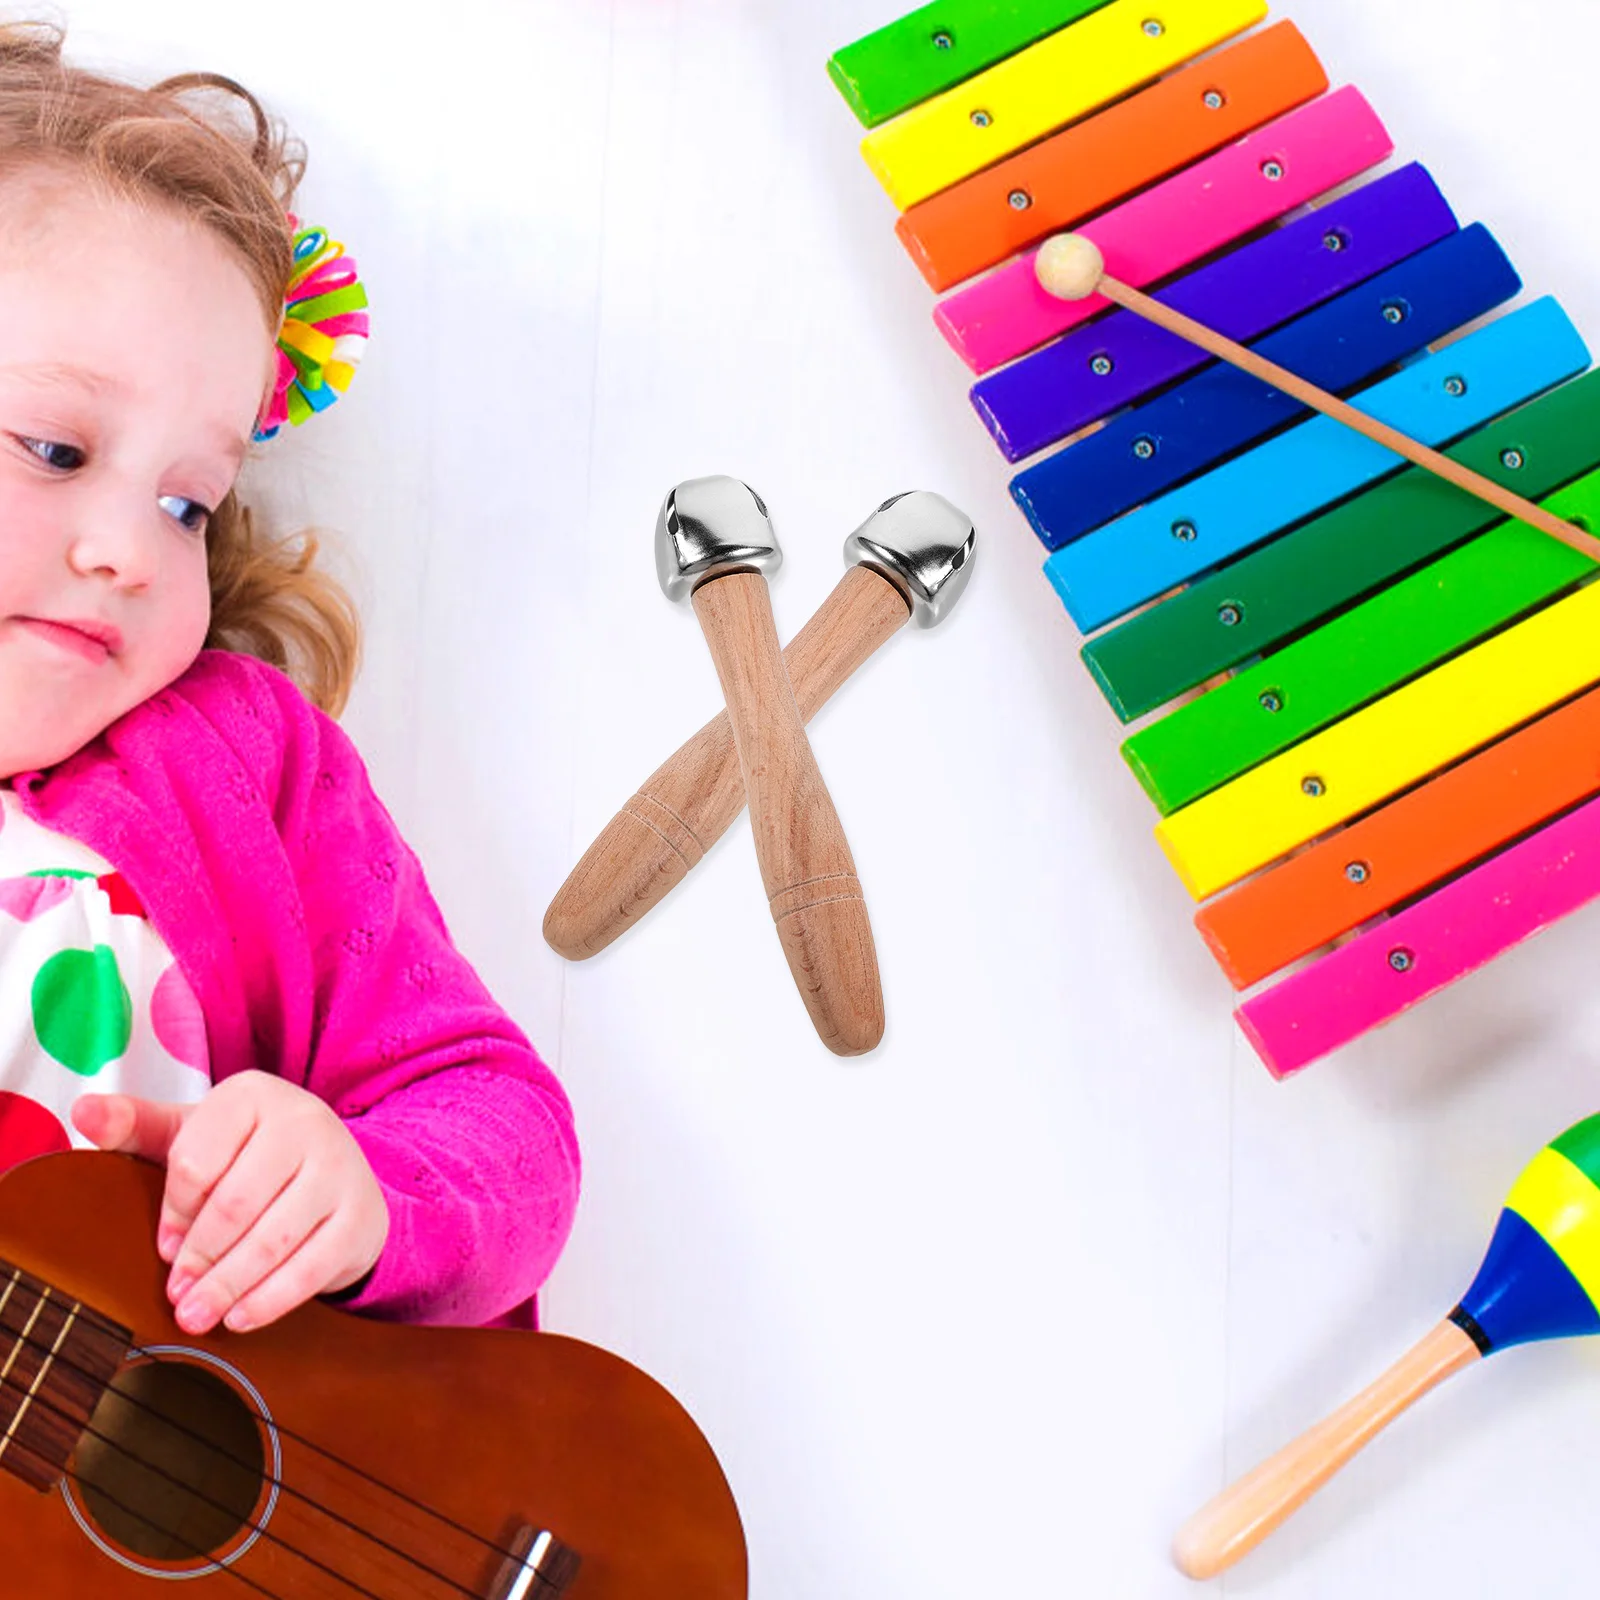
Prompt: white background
<box><xmin>32</xmin><ymin>0</ymin><xmax>1600</xmax><ymax>1594</ymax></box>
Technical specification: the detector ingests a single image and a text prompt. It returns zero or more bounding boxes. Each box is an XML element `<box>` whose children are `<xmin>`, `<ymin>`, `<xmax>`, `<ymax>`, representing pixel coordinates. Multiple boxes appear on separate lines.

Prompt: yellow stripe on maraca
<box><xmin>1503</xmin><ymin>1145</ymin><xmax>1600</xmax><ymax>1316</ymax></box>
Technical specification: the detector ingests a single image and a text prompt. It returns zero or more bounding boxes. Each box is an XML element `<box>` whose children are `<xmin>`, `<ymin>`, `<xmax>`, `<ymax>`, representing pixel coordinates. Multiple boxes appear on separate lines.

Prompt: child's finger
<box><xmin>220</xmin><ymin>1219</ymin><xmax>359</xmax><ymax>1334</ymax></box>
<box><xmin>156</xmin><ymin>1088</ymin><xmax>265</xmax><ymax>1253</ymax></box>
<box><xmin>171</xmin><ymin>1176</ymin><xmax>331</xmax><ymax>1334</ymax></box>
<box><xmin>71</xmin><ymin>1093</ymin><xmax>192</xmax><ymax>1162</ymax></box>
<box><xmin>165</xmin><ymin>1130</ymin><xmax>303</xmax><ymax>1302</ymax></box>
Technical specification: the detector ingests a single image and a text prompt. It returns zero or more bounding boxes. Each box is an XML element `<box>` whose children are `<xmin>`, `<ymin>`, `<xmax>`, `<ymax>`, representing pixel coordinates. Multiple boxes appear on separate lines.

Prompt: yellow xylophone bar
<box><xmin>1157</xmin><ymin>578</ymin><xmax>1600</xmax><ymax>900</ymax></box>
<box><xmin>860</xmin><ymin>0</ymin><xmax>1266</xmax><ymax>210</ymax></box>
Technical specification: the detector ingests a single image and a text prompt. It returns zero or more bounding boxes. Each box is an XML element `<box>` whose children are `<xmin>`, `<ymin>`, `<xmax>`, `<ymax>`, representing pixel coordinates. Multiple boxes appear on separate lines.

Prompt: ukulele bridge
<box><xmin>488</xmin><ymin>1523</ymin><xmax>581</xmax><ymax>1598</ymax></box>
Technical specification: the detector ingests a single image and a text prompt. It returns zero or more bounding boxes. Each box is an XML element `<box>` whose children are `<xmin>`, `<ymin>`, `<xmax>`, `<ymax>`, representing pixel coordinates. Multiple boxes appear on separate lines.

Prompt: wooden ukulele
<box><xmin>0</xmin><ymin>1150</ymin><xmax>747</xmax><ymax>1597</ymax></box>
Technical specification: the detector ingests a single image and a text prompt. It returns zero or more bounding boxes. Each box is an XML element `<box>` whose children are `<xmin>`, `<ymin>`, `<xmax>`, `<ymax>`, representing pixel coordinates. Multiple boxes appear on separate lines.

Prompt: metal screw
<box><xmin>1171</xmin><ymin>519</ymin><xmax>1197</xmax><ymax>542</ymax></box>
<box><xmin>1261</xmin><ymin>159</ymin><xmax>1285</xmax><ymax>180</ymax></box>
<box><xmin>1345</xmin><ymin>860</ymin><xmax>1370</xmax><ymax>884</ymax></box>
<box><xmin>1444</xmin><ymin>376</ymin><xmax>1467</xmax><ymax>397</ymax></box>
<box><xmin>932</xmin><ymin>29</ymin><xmax>953</xmax><ymax>48</ymax></box>
<box><xmin>1323</xmin><ymin>229</ymin><xmax>1348</xmax><ymax>252</ymax></box>
<box><xmin>1258</xmin><ymin>689</ymin><xmax>1283</xmax><ymax>713</ymax></box>
<box><xmin>1502</xmin><ymin>447</ymin><xmax>1526</xmax><ymax>470</ymax></box>
<box><xmin>1381</xmin><ymin>300</ymin><xmax>1407</xmax><ymax>325</ymax></box>
<box><xmin>1090</xmin><ymin>354</ymin><xmax>1114</xmax><ymax>376</ymax></box>
<box><xmin>1203</xmin><ymin>89</ymin><xmax>1225</xmax><ymax>109</ymax></box>
<box><xmin>1143</xmin><ymin>18</ymin><xmax>1165</xmax><ymax>36</ymax></box>
<box><xmin>1133</xmin><ymin>436</ymin><xmax>1157</xmax><ymax>460</ymax></box>
<box><xmin>1388</xmin><ymin>947</ymin><xmax>1415</xmax><ymax>973</ymax></box>
<box><xmin>970</xmin><ymin>108</ymin><xmax>992</xmax><ymax>128</ymax></box>
<box><xmin>1301</xmin><ymin>775</ymin><xmax>1325</xmax><ymax>797</ymax></box>
<box><xmin>1217</xmin><ymin>602</ymin><xmax>1242</xmax><ymax>627</ymax></box>
<box><xmin>1008</xmin><ymin>188</ymin><xmax>1031</xmax><ymax>210</ymax></box>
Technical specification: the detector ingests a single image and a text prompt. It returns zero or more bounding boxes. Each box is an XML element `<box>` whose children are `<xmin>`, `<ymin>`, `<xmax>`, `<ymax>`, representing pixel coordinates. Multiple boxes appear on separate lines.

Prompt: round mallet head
<box><xmin>841</xmin><ymin>491</ymin><xmax>977</xmax><ymax>629</ymax></box>
<box><xmin>656</xmin><ymin>475</ymin><xmax>783</xmax><ymax>603</ymax></box>
<box><xmin>1034</xmin><ymin>232</ymin><xmax>1106</xmax><ymax>302</ymax></box>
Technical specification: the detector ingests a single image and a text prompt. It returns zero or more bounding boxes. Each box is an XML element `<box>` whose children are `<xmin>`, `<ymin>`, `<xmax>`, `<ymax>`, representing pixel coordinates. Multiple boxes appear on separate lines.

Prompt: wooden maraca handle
<box><xmin>1173</xmin><ymin>1318</ymin><xmax>1480</xmax><ymax>1580</ymax></box>
<box><xmin>691</xmin><ymin>570</ymin><xmax>885</xmax><ymax>1056</ymax></box>
<box><xmin>543</xmin><ymin>565</ymin><xmax>910</xmax><ymax>960</ymax></box>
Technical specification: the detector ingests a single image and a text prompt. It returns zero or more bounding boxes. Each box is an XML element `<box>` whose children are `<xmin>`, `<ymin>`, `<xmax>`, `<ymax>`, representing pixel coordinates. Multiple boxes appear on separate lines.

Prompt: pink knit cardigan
<box><xmin>12</xmin><ymin>650</ymin><xmax>579</xmax><ymax>1328</ymax></box>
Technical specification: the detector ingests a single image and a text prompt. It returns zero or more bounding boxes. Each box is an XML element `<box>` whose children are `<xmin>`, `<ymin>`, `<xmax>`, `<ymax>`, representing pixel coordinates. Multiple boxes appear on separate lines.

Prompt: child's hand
<box><xmin>71</xmin><ymin>1071</ymin><xmax>390</xmax><ymax>1335</ymax></box>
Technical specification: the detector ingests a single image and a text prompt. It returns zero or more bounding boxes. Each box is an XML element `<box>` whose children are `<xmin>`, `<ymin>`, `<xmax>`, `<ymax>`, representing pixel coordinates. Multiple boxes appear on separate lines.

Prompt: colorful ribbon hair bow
<box><xmin>253</xmin><ymin>214</ymin><xmax>370</xmax><ymax>442</ymax></box>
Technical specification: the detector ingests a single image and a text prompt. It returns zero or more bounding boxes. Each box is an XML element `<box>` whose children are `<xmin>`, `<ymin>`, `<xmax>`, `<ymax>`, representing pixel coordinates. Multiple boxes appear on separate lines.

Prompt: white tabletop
<box><xmin>57</xmin><ymin>1</ymin><xmax>1600</xmax><ymax>1592</ymax></box>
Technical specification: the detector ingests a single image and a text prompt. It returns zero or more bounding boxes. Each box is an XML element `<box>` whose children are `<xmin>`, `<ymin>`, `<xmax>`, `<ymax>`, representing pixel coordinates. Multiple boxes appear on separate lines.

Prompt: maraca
<box><xmin>1175</xmin><ymin>1112</ymin><xmax>1600</xmax><ymax>1579</ymax></box>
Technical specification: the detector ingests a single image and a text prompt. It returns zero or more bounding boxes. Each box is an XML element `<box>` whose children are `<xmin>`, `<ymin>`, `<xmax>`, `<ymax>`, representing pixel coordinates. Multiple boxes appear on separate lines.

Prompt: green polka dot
<box><xmin>32</xmin><ymin>946</ymin><xmax>132</xmax><ymax>1074</ymax></box>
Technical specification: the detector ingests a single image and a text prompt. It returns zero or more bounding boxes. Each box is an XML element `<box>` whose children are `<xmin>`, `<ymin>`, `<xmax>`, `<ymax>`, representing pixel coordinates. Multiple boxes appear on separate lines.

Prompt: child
<box><xmin>0</xmin><ymin>22</ymin><xmax>579</xmax><ymax>1336</ymax></box>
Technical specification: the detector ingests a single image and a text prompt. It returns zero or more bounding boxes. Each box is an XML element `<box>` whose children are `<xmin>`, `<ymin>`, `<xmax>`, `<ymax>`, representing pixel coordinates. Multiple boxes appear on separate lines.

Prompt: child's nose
<box><xmin>64</xmin><ymin>497</ymin><xmax>161</xmax><ymax>589</ymax></box>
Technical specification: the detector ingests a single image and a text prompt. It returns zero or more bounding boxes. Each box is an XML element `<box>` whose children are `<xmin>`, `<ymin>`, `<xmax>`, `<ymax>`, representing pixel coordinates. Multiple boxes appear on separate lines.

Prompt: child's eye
<box><xmin>157</xmin><ymin>494</ymin><xmax>211</xmax><ymax>534</ymax></box>
<box><xmin>17</xmin><ymin>435</ymin><xmax>85</xmax><ymax>471</ymax></box>
<box><xmin>14</xmin><ymin>434</ymin><xmax>210</xmax><ymax>532</ymax></box>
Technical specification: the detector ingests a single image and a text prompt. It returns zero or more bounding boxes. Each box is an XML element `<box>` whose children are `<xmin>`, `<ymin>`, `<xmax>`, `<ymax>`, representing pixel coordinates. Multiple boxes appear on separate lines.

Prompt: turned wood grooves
<box><xmin>544</xmin><ymin>566</ymin><xmax>909</xmax><ymax>967</ymax></box>
<box><xmin>689</xmin><ymin>571</ymin><xmax>885</xmax><ymax>1055</ymax></box>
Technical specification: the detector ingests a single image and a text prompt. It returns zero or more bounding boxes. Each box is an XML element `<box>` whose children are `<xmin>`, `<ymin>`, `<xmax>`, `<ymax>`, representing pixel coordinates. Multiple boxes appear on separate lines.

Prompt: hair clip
<box><xmin>253</xmin><ymin>214</ymin><xmax>370</xmax><ymax>442</ymax></box>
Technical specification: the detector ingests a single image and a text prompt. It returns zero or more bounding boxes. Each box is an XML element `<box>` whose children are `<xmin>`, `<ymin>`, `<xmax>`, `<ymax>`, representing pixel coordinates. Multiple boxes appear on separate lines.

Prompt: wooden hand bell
<box><xmin>543</xmin><ymin>490</ymin><xmax>976</xmax><ymax>967</ymax></box>
<box><xmin>650</xmin><ymin>477</ymin><xmax>893</xmax><ymax>1056</ymax></box>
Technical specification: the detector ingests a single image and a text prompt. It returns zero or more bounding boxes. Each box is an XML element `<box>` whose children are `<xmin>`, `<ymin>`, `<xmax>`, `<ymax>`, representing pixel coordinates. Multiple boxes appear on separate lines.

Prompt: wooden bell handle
<box><xmin>1173</xmin><ymin>1318</ymin><xmax>1481</xmax><ymax>1580</ymax></box>
<box><xmin>690</xmin><ymin>570</ymin><xmax>885</xmax><ymax>1056</ymax></box>
<box><xmin>544</xmin><ymin>566</ymin><xmax>910</xmax><ymax>961</ymax></box>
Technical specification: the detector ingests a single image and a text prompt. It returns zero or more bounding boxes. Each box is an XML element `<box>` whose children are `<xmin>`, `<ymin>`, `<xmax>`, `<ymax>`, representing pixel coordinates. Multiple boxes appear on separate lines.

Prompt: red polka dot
<box><xmin>0</xmin><ymin>1092</ymin><xmax>70</xmax><ymax>1173</ymax></box>
<box><xmin>97</xmin><ymin>873</ymin><xmax>145</xmax><ymax>918</ymax></box>
<box><xmin>151</xmin><ymin>963</ymin><xmax>209</xmax><ymax>1071</ymax></box>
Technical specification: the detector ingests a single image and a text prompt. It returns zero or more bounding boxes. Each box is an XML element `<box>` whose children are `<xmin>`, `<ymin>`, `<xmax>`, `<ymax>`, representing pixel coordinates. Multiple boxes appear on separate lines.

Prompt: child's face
<box><xmin>0</xmin><ymin>173</ymin><xmax>276</xmax><ymax>778</ymax></box>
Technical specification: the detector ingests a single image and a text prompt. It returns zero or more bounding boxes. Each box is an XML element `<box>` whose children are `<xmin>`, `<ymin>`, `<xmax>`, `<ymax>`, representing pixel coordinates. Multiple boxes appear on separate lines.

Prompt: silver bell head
<box><xmin>656</xmin><ymin>475</ymin><xmax>783</xmax><ymax>603</ymax></box>
<box><xmin>842</xmin><ymin>491</ymin><xmax>977</xmax><ymax>628</ymax></box>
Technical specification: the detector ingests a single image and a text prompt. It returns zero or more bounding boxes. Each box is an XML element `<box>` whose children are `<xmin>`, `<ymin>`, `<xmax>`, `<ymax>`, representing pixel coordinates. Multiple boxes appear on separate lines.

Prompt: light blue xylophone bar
<box><xmin>1044</xmin><ymin>296</ymin><xmax>1589</xmax><ymax>633</ymax></box>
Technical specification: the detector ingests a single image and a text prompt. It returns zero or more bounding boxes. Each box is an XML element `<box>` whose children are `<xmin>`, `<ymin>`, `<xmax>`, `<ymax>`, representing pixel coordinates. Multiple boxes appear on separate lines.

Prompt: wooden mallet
<box><xmin>1033</xmin><ymin>234</ymin><xmax>1600</xmax><ymax>557</ymax></box>
<box><xmin>544</xmin><ymin>490</ymin><xmax>975</xmax><ymax>962</ymax></box>
<box><xmin>653</xmin><ymin>475</ymin><xmax>885</xmax><ymax>1056</ymax></box>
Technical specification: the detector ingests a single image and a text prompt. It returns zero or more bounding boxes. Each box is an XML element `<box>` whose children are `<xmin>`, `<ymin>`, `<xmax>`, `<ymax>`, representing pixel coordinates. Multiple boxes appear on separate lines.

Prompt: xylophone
<box><xmin>828</xmin><ymin>0</ymin><xmax>1600</xmax><ymax>1075</ymax></box>
<box><xmin>1172</xmin><ymin>1110</ymin><xmax>1600</xmax><ymax>1576</ymax></box>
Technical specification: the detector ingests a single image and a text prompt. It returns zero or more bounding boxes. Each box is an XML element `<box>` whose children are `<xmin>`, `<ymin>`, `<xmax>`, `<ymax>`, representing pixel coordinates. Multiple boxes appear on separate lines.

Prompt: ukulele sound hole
<box><xmin>72</xmin><ymin>1358</ymin><xmax>266</xmax><ymax>1562</ymax></box>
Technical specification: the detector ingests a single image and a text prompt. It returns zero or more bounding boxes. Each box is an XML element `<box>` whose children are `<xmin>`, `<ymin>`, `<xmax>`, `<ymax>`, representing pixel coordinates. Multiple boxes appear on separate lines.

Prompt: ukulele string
<box><xmin>20</xmin><ymin>1385</ymin><xmax>476</xmax><ymax>1600</ymax></box>
<box><xmin>0</xmin><ymin>1265</ymin><xmax>530</xmax><ymax>1567</ymax></box>
<box><xmin>57</xmin><ymin>1458</ymin><xmax>299</xmax><ymax>1600</ymax></box>
<box><xmin>0</xmin><ymin>1333</ymin><xmax>508</xmax><ymax>1600</ymax></box>
<box><xmin>54</xmin><ymin>1453</ymin><xmax>429</xmax><ymax>1600</ymax></box>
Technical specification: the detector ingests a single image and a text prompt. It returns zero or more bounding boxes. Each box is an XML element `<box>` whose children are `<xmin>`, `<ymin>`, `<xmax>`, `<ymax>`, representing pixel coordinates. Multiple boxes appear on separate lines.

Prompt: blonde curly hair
<box><xmin>0</xmin><ymin>19</ymin><xmax>360</xmax><ymax>715</ymax></box>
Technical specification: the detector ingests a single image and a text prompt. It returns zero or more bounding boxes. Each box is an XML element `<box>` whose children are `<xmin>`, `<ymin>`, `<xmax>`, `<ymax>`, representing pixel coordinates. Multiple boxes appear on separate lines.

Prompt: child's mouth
<box><xmin>13</xmin><ymin>615</ymin><xmax>119</xmax><ymax>662</ymax></box>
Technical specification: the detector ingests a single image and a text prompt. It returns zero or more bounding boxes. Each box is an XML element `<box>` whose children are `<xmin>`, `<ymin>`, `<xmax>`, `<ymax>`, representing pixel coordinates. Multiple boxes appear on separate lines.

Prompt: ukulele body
<box><xmin>0</xmin><ymin>1150</ymin><xmax>747</xmax><ymax>1598</ymax></box>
